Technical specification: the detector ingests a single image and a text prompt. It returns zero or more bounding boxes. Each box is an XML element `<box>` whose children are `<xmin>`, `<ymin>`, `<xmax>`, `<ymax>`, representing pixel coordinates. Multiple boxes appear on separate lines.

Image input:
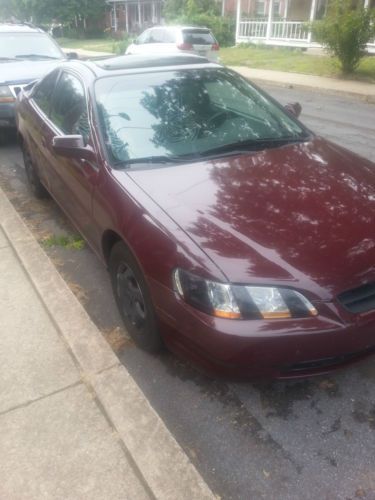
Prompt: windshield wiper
<box><xmin>0</xmin><ymin>56</ymin><xmax>18</xmax><ymax>61</ymax></box>
<box><xmin>200</xmin><ymin>135</ymin><xmax>309</xmax><ymax>158</ymax></box>
<box><xmin>16</xmin><ymin>54</ymin><xmax>61</xmax><ymax>60</ymax></box>
<box><xmin>115</xmin><ymin>155</ymin><xmax>193</xmax><ymax>168</ymax></box>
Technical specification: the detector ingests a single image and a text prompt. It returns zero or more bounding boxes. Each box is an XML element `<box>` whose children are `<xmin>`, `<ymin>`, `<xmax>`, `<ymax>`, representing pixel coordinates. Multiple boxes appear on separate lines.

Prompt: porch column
<box><xmin>152</xmin><ymin>1</ymin><xmax>156</xmax><ymax>22</ymax></box>
<box><xmin>284</xmin><ymin>0</ymin><xmax>289</xmax><ymax>19</ymax></box>
<box><xmin>266</xmin><ymin>0</ymin><xmax>274</xmax><ymax>40</ymax></box>
<box><xmin>222</xmin><ymin>0</ymin><xmax>226</xmax><ymax>17</ymax></box>
<box><xmin>138</xmin><ymin>1</ymin><xmax>142</xmax><ymax>27</ymax></box>
<box><xmin>113</xmin><ymin>4</ymin><xmax>118</xmax><ymax>31</ymax></box>
<box><xmin>307</xmin><ymin>0</ymin><xmax>318</xmax><ymax>43</ymax></box>
<box><xmin>125</xmin><ymin>2</ymin><xmax>129</xmax><ymax>32</ymax></box>
<box><xmin>235</xmin><ymin>0</ymin><xmax>242</xmax><ymax>42</ymax></box>
<box><xmin>364</xmin><ymin>0</ymin><xmax>369</xmax><ymax>7</ymax></box>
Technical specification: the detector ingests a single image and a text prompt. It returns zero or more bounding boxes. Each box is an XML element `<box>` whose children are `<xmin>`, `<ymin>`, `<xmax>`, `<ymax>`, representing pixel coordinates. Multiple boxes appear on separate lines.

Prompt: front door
<box><xmin>41</xmin><ymin>71</ymin><xmax>99</xmax><ymax>244</ymax></box>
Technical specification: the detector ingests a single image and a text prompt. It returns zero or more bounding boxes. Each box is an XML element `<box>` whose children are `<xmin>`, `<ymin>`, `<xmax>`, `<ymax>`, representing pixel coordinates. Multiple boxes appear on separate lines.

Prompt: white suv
<box><xmin>126</xmin><ymin>26</ymin><xmax>219</xmax><ymax>62</ymax></box>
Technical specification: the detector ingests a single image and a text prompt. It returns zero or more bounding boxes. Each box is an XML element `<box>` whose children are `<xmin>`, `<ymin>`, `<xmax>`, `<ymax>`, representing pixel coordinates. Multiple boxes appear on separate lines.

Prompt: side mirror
<box><xmin>132</xmin><ymin>38</ymin><xmax>138</xmax><ymax>45</ymax></box>
<box><xmin>284</xmin><ymin>102</ymin><xmax>302</xmax><ymax>118</ymax></box>
<box><xmin>52</xmin><ymin>135</ymin><xmax>95</xmax><ymax>162</ymax></box>
<box><xmin>66</xmin><ymin>51</ymin><xmax>79</xmax><ymax>60</ymax></box>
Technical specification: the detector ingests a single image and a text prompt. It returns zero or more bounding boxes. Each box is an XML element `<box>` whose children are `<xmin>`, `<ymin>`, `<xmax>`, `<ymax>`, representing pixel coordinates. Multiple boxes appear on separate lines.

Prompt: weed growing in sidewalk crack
<box><xmin>41</xmin><ymin>234</ymin><xmax>85</xmax><ymax>250</ymax></box>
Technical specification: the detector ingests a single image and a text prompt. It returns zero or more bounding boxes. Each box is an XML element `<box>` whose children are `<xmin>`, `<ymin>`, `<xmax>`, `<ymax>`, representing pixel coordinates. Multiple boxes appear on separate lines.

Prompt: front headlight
<box><xmin>173</xmin><ymin>269</ymin><xmax>318</xmax><ymax>320</ymax></box>
<box><xmin>0</xmin><ymin>85</ymin><xmax>15</xmax><ymax>103</ymax></box>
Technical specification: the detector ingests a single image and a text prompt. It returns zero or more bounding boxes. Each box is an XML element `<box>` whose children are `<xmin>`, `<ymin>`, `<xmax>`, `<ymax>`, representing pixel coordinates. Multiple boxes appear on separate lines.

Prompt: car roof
<box><xmin>0</xmin><ymin>22</ymin><xmax>45</xmax><ymax>33</ymax></box>
<box><xmin>65</xmin><ymin>54</ymin><xmax>220</xmax><ymax>78</ymax></box>
<box><xmin>146</xmin><ymin>25</ymin><xmax>211</xmax><ymax>32</ymax></box>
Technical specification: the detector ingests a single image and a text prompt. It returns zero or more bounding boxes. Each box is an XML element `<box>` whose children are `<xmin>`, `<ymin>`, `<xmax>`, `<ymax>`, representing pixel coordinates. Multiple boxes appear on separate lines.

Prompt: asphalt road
<box><xmin>1</xmin><ymin>85</ymin><xmax>375</xmax><ymax>500</ymax></box>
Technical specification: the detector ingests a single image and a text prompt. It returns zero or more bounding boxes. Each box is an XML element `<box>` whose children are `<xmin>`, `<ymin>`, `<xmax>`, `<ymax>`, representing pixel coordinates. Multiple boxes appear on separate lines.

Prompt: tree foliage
<box><xmin>164</xmin><ymin>0</ymin><xmax>219</xmax><ymax>19</ymax></box>
<box><xmin>311</xmin><ymin>0</ymin><xmax>375</xmax><ymax>74</ymax></box>
<box><xmin>163</xmin><ymin>0</ymin><xmax>235</xmax><ymax>47</ymax></box>
<box><xmin>0</xmin><ymin>0</ymin><xmax>106</xmax><ymax>35</ymax></box>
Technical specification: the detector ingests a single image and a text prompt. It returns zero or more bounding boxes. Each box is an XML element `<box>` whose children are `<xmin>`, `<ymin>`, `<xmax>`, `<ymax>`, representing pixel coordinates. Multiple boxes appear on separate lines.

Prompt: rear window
<box><xmin>182</xmin><ymin>29</ymin><xmax>215</xmax><ymax>45</ymax></box>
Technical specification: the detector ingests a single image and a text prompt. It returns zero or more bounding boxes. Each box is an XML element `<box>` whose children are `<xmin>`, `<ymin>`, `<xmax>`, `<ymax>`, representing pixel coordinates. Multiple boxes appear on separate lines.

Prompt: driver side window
<box><xmin>49</xmin><ymin>72</ymin><xmax>90</xmax><ymax>142</ymax></box>
<box><xmin>32</xmin><ymin>69</ymin><xmax>60</xmax><ymax>116</ymax></box>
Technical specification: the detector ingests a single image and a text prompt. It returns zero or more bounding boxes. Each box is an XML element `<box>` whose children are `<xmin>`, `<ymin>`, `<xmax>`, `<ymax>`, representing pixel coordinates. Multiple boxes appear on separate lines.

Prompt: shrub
<box><xmin>112</xmin><ymin>34</ymin><xmax>131</xmax><ymax>55</ymax></box>
<box><xmin>164</xmin><ymin>0</ymin><xmax>235</xmax><ymax>47</ymax></box>
<box><xmin>171</xmin><ymin>13</ymin><xmax>235</xmax><ymax>47</ymax></box>
<box><xmin>311</xmin><ymin>0</ymin><xmax>375</xmax><ymax>74</ymax></box>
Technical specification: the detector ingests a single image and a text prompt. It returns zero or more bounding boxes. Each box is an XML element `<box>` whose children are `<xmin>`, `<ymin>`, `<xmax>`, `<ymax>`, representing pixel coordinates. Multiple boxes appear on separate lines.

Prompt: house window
<box><xmin>274</xmin><ymin>0</ymin><xmax>281</xmax><ymax>17</ymax></box>
<box><xmin>255</xmin><ymin>0</ymin><xmax>265</xmax><ymax>16</ymax></box>
<box><xmin>256</xmin><ymin>1</ymin><xmax>281</xmax><ymax>18</ymax></box>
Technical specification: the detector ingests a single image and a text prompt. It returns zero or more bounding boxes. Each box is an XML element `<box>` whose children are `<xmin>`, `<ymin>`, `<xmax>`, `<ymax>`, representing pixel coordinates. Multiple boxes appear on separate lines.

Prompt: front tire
<box><xmin>22</xmin><ymin>143</ymin><xmax>48</xmax><ymax>199</ymax></box>
<box><xmin>109</xmin><ymin>242</ymin><xmax>163</xmax><ymax>352</ymax></box>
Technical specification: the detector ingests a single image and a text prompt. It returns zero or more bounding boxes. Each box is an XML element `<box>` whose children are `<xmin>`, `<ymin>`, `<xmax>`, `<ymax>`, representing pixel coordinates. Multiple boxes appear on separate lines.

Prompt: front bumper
<box><xmin>150</xmin><ymin>279</ymin><xmax>375</xmax><ymax>379</ymax></box>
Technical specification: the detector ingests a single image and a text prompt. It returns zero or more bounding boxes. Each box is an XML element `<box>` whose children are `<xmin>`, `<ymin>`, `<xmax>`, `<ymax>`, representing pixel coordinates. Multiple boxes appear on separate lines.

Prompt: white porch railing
<box><xmin>238</xmin><ymin>19</ymin><xmax>375</xmax><ymax>51</ymax></box>
<box><xmin>271</xmin><ymin>21</ymin><xmax>309</xmax><ymax>41</ymax></box>
<box><xmin>238</xmin><ymin>20</ymin><xmax>309</xmax><ymax>41</ymax></box>
<box><xmin>238</xmin><ymin>19</ymin><xmax>267</xmax><ymax>38</ymax></box>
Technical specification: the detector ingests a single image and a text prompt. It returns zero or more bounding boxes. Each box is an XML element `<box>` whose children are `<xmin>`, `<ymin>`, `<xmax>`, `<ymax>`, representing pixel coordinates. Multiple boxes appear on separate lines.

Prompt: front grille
<box><xmin>337</xmin><ymin>282</ymin><xmax>375</xmax><ymax>314</ymax></box>
<box><xmin>282</xmin><ymin>345</ymin><xmax>375</xmax><ymax>374</ymax></box>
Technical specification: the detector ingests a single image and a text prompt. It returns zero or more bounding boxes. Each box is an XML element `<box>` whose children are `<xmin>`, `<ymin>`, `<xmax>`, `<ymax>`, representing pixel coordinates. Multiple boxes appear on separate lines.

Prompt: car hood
<box><xmin>0</xmin><ymin>59</ymin><xmax>63</xmax><ymax>85</ymax></box>
<box><xmin>125</xmin><ymin>138</ymin><xmax>375</xmax><ymax>300</ymax></box>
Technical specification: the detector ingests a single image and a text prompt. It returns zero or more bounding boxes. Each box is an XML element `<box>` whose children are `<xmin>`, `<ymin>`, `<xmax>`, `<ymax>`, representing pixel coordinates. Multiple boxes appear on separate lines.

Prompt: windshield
<box><xmin>95</xmin><ymin>68</ymin><xmax>308</xmax><ymax>166</ymax></box>
<box><xmin>0</xmin><ymin>33</ymin><xmax>64</xmax><ymax>60</ymax></box>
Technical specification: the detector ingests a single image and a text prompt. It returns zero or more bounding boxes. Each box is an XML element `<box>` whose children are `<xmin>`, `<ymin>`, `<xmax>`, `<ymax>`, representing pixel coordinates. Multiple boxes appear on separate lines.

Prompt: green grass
<box><xmin>41</xmin><ymin>234</ymin><xmax>85</xmax><ymax>250</ymax></box>
<box><xmin>56</xmin><ymin>38</ymin><xmax>375</xmax><ymax>82</ymax></box>
<box><xmin>220</xmin><ymin>45</ymin><xmax>375</xmax><ymax>82</ymax></box>
<box><xmin>57</xmin><ymin>37</ymin><xmax>115</xmax><ymax>53</ymax></box>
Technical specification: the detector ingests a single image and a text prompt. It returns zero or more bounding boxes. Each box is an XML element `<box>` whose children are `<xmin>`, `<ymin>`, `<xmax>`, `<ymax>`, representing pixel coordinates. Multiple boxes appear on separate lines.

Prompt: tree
<box><xmin>0</xmin><ymin>0</ymin><xmax>106</xmax><ymax>36</ymax></box>
<box><xmin>311</xmin><ymin>0</ymin><xmax>375</xmax><ymax>74</ymax></box>
<box><xmin>164</xmin><ymin>0</ymin><xmax>220</xmax><ymax>19</ymax></box>
<box><xmin>163</xmin><ymin>0</ymin><xmax>235</xmax><ymax>47</ymax></box>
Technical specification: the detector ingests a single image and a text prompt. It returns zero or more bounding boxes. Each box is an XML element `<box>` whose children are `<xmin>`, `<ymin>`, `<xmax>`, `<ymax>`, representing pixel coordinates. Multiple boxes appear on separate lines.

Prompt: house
<box><xmin>105</xmin><ymin>0</ymin><xmax>163</xmax><ymax>34</ymax></box>
<box><xmin>235</xmin><ymin>0</ymin><xmax>375</xmax><ymax>52</ymax></box>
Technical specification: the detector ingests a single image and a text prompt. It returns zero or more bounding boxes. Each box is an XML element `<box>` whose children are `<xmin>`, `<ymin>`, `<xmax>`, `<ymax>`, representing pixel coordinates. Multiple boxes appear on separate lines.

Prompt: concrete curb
<box><xmin>0</xmin><ymin>187</ymin><xmax>214</xmax><ymax>500</ymax></box>
<box><xmin>229</xmin><ymin>66</ymin><xmax>375</xmax><ymax>104</ymax></box>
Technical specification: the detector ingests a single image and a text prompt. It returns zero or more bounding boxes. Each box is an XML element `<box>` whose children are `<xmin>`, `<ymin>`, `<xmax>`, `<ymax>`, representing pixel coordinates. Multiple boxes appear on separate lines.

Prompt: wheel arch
<box><xmin>101</xmin><ymin>229</ymin><xmax>123</xmax><ymax>266</ymax></box>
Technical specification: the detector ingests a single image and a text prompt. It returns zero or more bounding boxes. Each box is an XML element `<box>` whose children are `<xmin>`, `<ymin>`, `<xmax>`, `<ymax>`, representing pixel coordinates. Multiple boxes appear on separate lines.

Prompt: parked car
<box><xmin>126</xmin><ymin>26</ymin><xmax>219</xmax><ymax>62</ymax></box>
<box><xmin>16</xmin><ymin>55</ymin><xmax>375</xmax><ymax>378</ymax></box>
<box><xmin>0</xmin><ymin>22</ymin><xmax>74</xmax><ymax>129</ymax></box>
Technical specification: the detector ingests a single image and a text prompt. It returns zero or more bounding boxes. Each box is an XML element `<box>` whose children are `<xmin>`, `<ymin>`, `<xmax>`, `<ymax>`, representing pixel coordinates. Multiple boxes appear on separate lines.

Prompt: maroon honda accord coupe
<box><xmin>16</xmin><ymin>55</ymin><xmax>375</xmax><ymax>378</ymax></box>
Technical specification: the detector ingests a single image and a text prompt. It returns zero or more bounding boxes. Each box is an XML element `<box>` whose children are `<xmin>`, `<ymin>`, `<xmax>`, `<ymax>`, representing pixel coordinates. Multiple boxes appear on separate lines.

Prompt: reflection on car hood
<box><xmin>0</xmin><ymin>59</ymin><xmax>64</xmax><ymax>85</ymax></box>
<box><xmin>126</xmin><ymin>138</ymin><xmax>375</xmax><ymax>299</ymax></box>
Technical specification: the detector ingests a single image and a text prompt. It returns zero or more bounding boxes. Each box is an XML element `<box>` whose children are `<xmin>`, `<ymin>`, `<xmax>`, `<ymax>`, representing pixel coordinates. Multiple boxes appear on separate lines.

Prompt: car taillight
<box><xmin>177</xmin><ymin>42</ymin><xmax>193</xmax><ymax>50</ymax></box>
<box><xmin>211</xmin><ymin>43</ymin><xmax>220</xmax><ymax>51</ymax></box>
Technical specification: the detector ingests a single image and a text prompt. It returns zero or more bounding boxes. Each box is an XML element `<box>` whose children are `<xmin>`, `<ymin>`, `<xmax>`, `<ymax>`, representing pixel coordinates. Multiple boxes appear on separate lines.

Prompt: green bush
<box><xmin>164</xmin><ymin>0</ymin><xmax>235</xmax><ymax>47</ymax></box>
<box><xmin>170</xmin><ymin>13</ymin><xmax>235</xmax><ymax>47</ymax></box>
<box><xmin>311</xmin><ymin>0</ymin><xmax>375</xmax><ymax>74</ymax></box>
<box><xmin>112</xmin><ymin>35</ymin><xmax>131</xmax><ymax>55</ymax></box>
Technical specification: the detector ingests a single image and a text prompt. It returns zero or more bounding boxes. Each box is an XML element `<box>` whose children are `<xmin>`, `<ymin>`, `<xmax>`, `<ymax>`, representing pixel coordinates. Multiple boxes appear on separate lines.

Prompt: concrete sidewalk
<box><xmin>66</xmin><ymin>47</ymin><xmax>113</xmax><ymax>58</ymax></box>
<box><xmin>230</xmin><ymin>66</ymin><xmax>375</xmax><ymax>103</ymax></box>
<box><xmin>0</xmin><ymin>186</ymin><xmax>213</xmax><ymax>500</ymax></box>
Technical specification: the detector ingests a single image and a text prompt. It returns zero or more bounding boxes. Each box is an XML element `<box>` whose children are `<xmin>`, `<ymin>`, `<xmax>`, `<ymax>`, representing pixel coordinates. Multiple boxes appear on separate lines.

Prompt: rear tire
<box><xmin>22</xmin><ymin>143</ymin><xmax>48</xmax><ymax>199</ymax></box>
<box><xmin>109</xmin><ymin>241</ymin><xmax>163</xmax><ymax>352</ymax></box>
